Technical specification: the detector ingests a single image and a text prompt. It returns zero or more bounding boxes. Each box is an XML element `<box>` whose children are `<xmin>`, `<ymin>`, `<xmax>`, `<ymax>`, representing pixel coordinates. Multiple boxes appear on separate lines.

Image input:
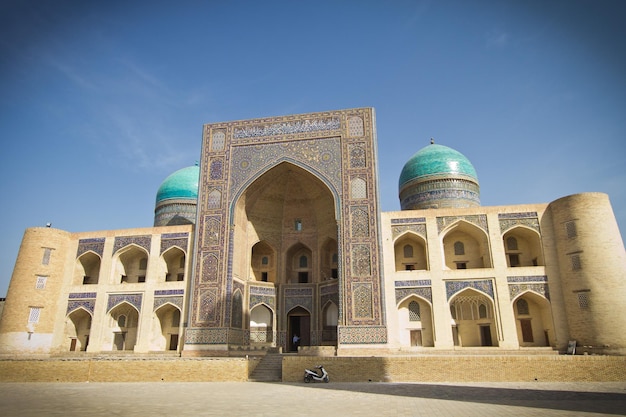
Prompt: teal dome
<box><xmin>156</xmin><ymin>165</ymin><xmax>200</xmax><ymax>203</ymax></box>
<box><xmin>399</xmin><ymin>143</ymin><xmax>478</xmax><ymax>188</ymax></box>
<box><xmin>398</xmin><ymin>143</ymin><xmax>480</xmax><ymax>210</ymax></box>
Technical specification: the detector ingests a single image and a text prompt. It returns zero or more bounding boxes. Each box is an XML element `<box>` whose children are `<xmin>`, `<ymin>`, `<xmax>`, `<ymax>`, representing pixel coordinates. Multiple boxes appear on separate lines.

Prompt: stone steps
<box><xmin>249</xmin><ymin>354</ymin><xmax>283</xmax><ymax>382</ymax></box>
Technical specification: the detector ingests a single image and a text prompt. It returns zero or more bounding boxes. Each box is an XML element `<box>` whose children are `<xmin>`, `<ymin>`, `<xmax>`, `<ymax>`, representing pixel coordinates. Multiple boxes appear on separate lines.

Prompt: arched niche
<box><xmin>396</xmin><ymin>295</ymin><xmax>434</xmax><ymax>347</ymax></box>
<box><xmin>441</xmin><ymin>221</ymin><xmax>492</xmax><ymax>269</ymax></box>
<box><xmin>112</xmin><ymin>245</ymin><xmax>150</xmax><ymax>284</ymax></box>
<box><xmin>74</xmin><ymin>251</ymin><xmax>101</xmax><ymax>285</ymax></box>
<box><xmin>449</xmin><ymin>288</ymin><xmax>498</xmax><ymax>347</ymax></box>
<box><xmin>394</xmin><ymin>232</ymin><xmax>428</xmax><ymax>272</ymax></box>
<box><xmin>502</xmin><ymin>226</ymin><xmax>545</xmax><ymax>267</ymax></box>
<box><xmin>162</xmin><ymin>246</ymin><xmax>186</xmax><ymax>282</ymax></box>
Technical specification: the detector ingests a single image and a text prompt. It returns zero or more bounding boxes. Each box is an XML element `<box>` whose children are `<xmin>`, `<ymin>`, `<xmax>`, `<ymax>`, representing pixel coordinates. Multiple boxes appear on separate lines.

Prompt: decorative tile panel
<box><xmin>509</xmin><ymin>283</ymin><xmax>550</xmax><ymax>300</ymax></box>
<box><xmin>66</xmin><ymin>298</ymin><xmax>96</xmax><ymax>315</ymax></box>
<box><xmin>233</xmin><ymin>117</ymin><xmax>340</xmax><ymax>138</ymax></box>
<box><xmin>184</xmin><ymin>328</ymin><xmax>229</xmax><ymax>344</ymax></box>
<box><xmin>348</xmin><ymin>143</ymin><xmax>366</xmax><ymax>167</ymax></box>
<box><xmin>160</xmin><ymin>234</ymin><xmax>188</xmax><ymax>254</ymax></box>
<box><xmin>437</xmin><ymin>214</ymin><xmax>488</xmax><ymax>234</ymax></box>
<box><xmin>391</xmin><ymin>218</ymin><xmax>426</xmax><ymax>224</ymax></box>
<box><xmin>445</xmin><ymin>280</ymin><xmax>494</xmax><ymax>300</ymax></box>
<box><xmin>395</xmin><ymin>280</ymin><xmax>432</xmax><ymax>287</ymax></box>
<box><xmin>351</xmin><ymin>244</ymin><xmax>371</xmax><ymax>276</ymax></box>
<box><xmin>107</xmin><ymin>293</ymin><xmax>142</xmax><ymax>313</ymax></box>
<box><xmin>392</xmin><ymin>224</ymin><xmax>426</xmax><ymax>240</ymax></box>
<box><xmin>77</xmin><ymin>238</ymin><xmax>105</xmax><ymax>258</ymax></box>
<box><xmin>499</xmin><ymin>216</ymin><xmax>541</xmax><ymax>233</ymax></box>
<box><xmin>69</xmin><ymin>292</ymin><xmax>97</xmax><ymax>299</ymax></box>
<box><xmin>153</xmin><ymin>296</ymin><xmax>183</xmax><ymax>311</ymax></box>
<box><xmin>353</xmin><ymin>283</ymin><xmax>373</xmax><ymax>318</ymax></box>
<box><xmin>507</xmin><ymin>276</ymin><xmax>548</xmax><ymax>283</ymax></box>
<box><xmin>395</xmin><ymin>287</ymin><xmax>433</xmax><ymax>304</ymax></box>
<box><xmin>339</xmin><ymin>325</ymin><xmax>387</xmax><ymax>344</ymax></box>
<box><xmin>350</xmin><ymin>207</ymin><xmax>370</xmax><ymax>237</ymax></box>
<box><xmin>229</xmin><ymin>137</ymin><xmax>342</xmax><ymax>200</ymax></box>
<box><xmin>113</xmin><ymin>236</ymin><xmax>151</xmax><ymax>254</ymax></box>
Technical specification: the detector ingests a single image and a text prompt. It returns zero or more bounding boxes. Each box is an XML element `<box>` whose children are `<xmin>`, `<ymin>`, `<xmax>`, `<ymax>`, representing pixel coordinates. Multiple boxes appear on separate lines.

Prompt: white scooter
<box><xmin>304</xmin><ymin>365</ymin><xmax>329</xmax><ymax>383</ymax></box>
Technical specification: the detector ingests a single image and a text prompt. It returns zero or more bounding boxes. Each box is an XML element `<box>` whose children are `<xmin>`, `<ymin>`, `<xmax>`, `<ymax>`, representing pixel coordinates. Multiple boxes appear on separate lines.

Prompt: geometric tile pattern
<box><xmin>509</xmin><ymin>283</ymin><xmax>551</xmax><ymax>301</ymax></box>
<box><xmin>338</xmin><ymin>325</ymin><xmax>387</xmax><ymax>344</ymax></box>
<box><xmin>437</xmin><ymin>214</ymin><xmax>488</xmax><ymax>234</ymax></box>
<box><xmin>66</xmin><ymin>299</ymin><xmax>96</xmax><ymax>315</ymax></box>
<box><xmin>391</xmin><ymin>224</ymin><xmax>427</xmax><ymax>240</ymax></box>
<box><xmin>395</xmin><ymin>287</ymin><xmax>433</xmax><ymax>304</ymax></box>
<box><xmin>153</xmin><ymin>296</ymin><xmax>183</xmax><ymax>311</ymax></box>
<box><xmin>107</xmin><ymin>293</ymin><xmax>142</xmax><ymax>313</ymax></box>
<box><xmin>113</xmin><ymin>235</ymin><xmax>151</xmax><ymax>255</ymax></box>
<box><xmin>76</xmin><ymin>238</ymin><xmax>105</xmax><ymax>258</ymax></box>
<box><xmin>445</xmin><ymin>279</ymin><xmax>494</xmax><ymax>300</ymax></box>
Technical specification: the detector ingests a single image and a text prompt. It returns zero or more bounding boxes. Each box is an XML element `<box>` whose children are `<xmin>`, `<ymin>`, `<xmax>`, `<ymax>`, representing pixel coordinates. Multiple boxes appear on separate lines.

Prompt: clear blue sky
<box><xmin>1</xmin><ymin>0</ymin><xmax>625</xmax><ymax>297</ymax></box>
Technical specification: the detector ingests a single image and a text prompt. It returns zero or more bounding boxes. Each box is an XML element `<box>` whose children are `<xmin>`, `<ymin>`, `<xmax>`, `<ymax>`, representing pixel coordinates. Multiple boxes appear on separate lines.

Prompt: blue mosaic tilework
<box><xmin>184</xmin><ymin>328</ymin><xmax>229</xmax><ymax>344</ymax></box>
<box><xmin>107</xmin><ymin>293</ymin><xmax>142</xmax><ymax>313</ymax></box>
<box><xmin>66</xmin><ymin>299</ymin><xmax>95</xmax><ymax>315</ymax></box>
<box><xmin>395</xmin><ymin>287</ymin><xmax>432</xmax><ymax>304</ymax></box>
<box><xmin>338</xmin><ymin>325</ymin><xmax>387</xmax><ymax>344</ymax></box>
<box><xmin>320</xmin><ymin>282</ymin><xmax>338</xmax><ymax>295</ymax></box>
<box><xmin>285</xmin><ymin>287</ymin><xmax>313</xmax><ymax>296</ymax></box>
<box><xmin>250</xmin><ymin>294</ymin><xmax>275</xmax><ymax>310</ymax></box>
<box><xmin>153</xmin><ymin>296</ymin><xmax>183</xmax><ymax>311</ymax></box>
<box><xmin>77</xmin><ymin>238</ymin><xmax>105</xmax><ymax>258</ymax></box>
<box><xmin>446</xmin><ymin>280</ymin><xmax>494</xmax><ymax>300</ymax></box>
<box><xmin>230</xmin><ymin>137</ymin><xmax>342</xmax><ymax>204</ymax></box>
<box><xmin>285</xmin><ymin>296</ymin><xmax>312</xmax><ymax>314</ymax></box>
<box><xmin>69</xmin><ymin>292</ymin><xmax>97</xmax><ymax>299</ymax></box>
<box><xmin>162</xmin><ymin>232</ymin><xmax>189</xmax><ymax>239</ymax></box>
<box><xmin>160</xmin><ymin>235</ymin><xmax>188</xmax><ymax>254</ymax></box>
<box><xmin>250</xmin><ymin>286</ymin><xmax>276</xmax><ymax>296</ymax></box>
<box><xmin>498</xmin><ymin>212</ymin><xmax>538</xmax><ymax>219</ymax></box>
<box><xmin>391</xmin><ymin>218</ymin><xmax>426</xmax><ymax>224</ymax></box>
<box><xmin>507</xmin><ymin>276</ymin><xmax>548</xmax><ymax>283</ymax></box>
<box><xmin>233</xmin><ymin>117</ymin><xmax>340</xmax><ymax>138</ymax></box>
<box><xmin>154</xmin><ymin>289</ymin><xmax>185</xmax><ymax>296</ymax></box>
<box><xmin>113</xmin><ymin>235</ymin><xmax>151</xmax><ymax>254</ymax></box>
<box><xmin>395</xmin><ymin>280</ymin><xmax>432</xmax><ymax>287</ymax></box>
<box><xmin>403</xmin><ymin>188</ymin><xmax>480</xmax><ymax>209</ymax></box>
<box><xmin>437</xmin><ymin>214</ymin><xmax>488</xmax><ymax>234</ymax></box>
<box><xmin>509</xmin><ymin>283</ymin><xmax>550</xmax><ymax>300</ymax></box>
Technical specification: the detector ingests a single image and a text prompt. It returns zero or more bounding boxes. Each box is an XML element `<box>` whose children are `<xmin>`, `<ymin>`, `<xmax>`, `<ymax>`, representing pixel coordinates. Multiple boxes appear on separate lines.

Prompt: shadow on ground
<box><xmin>292</xmin><ymin>382</ymin><xmax>626</xmax><ymax>415</ymax></box>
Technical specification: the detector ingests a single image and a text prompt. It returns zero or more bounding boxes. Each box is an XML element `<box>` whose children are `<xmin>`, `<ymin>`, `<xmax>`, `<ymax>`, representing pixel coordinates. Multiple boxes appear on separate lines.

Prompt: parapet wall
<box><xmin>283</xmin><ymin>355</ymin><xmax>626</xmax><ymax>383</ymax></box>
<box><xmin>1</xmin><ymin>355</ymin><xmax>625</xmax><ymax>382</ymax></box>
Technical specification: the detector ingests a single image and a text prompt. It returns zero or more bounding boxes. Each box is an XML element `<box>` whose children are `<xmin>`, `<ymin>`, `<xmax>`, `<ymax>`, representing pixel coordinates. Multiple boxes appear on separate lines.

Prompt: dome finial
<box><xmin>430</xmin><ymin>137</ymin><xmax>435</xmax><ymax>145</ymax></box>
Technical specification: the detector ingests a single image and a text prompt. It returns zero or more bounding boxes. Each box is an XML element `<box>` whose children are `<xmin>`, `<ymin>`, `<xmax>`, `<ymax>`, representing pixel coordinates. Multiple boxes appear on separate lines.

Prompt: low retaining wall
<box><xmin>1</xmin><ymin>355</ymin><xmax>624</xmax><ymax>383</ymax></box>
<box><xmin>282</xmin><ymin>355</ymin><xmax>626</xmax><ymax>383</ymax></box>
<box><xmin>0</xmin><ymin>358</ymin><xmax>248</xmax><ymax>382</ymax></box>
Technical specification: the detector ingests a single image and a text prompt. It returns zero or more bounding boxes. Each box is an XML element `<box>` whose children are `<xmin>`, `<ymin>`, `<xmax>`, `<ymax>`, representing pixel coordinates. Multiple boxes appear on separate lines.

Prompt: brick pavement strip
<box><xmin>0</xmin><ymin>382</ymin><xmax>624</xmax><ymax>417</ymax></box>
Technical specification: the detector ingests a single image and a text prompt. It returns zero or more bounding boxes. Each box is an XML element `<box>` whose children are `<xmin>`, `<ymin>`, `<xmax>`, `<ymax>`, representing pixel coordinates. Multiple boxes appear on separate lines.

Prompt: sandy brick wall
<box><xmin>0</xmin><ymin>358</ymin><xmax>248</xmax><ymax>382</ymax></box>
<box><xmin>282</xmin><ymin>355</ymin><xmax>626</xmax><ymax>383</ymax></box>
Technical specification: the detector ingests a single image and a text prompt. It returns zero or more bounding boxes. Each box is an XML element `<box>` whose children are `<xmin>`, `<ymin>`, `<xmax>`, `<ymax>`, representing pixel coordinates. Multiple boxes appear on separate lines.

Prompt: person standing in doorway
<box><xmin>292</xmin><ymin>334</ymin><xmax>300</xmax><ymax>351</ymax></box>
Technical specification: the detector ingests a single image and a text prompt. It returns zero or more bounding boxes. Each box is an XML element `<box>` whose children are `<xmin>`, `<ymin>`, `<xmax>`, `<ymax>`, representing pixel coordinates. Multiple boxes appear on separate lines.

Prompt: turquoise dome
<box><xmin>156</xmin><ymin>165</ymin><xmax>200</xmax><ymax>203</ymax></box>
<box><xmin>399</xmin><ymin>143</ymin><xmax>477</xmax><ymax>188</ymax></box>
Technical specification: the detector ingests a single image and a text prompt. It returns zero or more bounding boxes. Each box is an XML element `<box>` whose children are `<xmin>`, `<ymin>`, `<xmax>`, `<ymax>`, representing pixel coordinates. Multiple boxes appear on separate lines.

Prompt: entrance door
<box><xmin>113</xmin><ymin>332</ymin><xmax>126</xmax><ymax>350</ymax></box>
<box><xmin>288</xmin><ymin>307</ymin><xmax>310</xmax><ymax>352</ymax></box>
<box><xmin>169</xmin><ymin>334</ymin><xmax>179</xmax><ymax>351</ymax></box>
<box><xmin>69</xmin><ymin>338</ymin><xmax>77</xmax><ymax>352</ymax></box>
<box><xmin>480</xmin><ymin>325</ymin><xmax>493</xmax><ymax>346</ymax></box>
<box><xmin>410</xmin><ymin>330</ymin><xmax>422</xmax><ymax>347</ymax></box>
<box><xmin>520</xmin><ymin>319</ymin><xmax>534</xmax><ymax>343</ymax></box>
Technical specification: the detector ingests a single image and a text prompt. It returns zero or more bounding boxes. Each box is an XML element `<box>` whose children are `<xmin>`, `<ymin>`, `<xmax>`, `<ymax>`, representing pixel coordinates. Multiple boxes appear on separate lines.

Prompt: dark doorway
<box><xmin>288</xmin><ymin>307</ymin><xmax>310</xmax><ymax>352</ymax></box>
<box><xmin>520</xmin><ymin>319</ymin><xmax>534</xmax><ymax>343</ymax></box>
<box><xmin>480</xmin><ymin>325</ymin><xmax>493</xmax><ymax>346</ymax></box>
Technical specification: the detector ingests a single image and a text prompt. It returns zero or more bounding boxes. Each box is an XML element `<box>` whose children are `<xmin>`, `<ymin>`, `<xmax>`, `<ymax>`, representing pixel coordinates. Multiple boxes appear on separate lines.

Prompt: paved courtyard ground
<box><xmin>0</xmin><ymin>381</ymin><xmax>624</xmax><ymax>416</ymax></box>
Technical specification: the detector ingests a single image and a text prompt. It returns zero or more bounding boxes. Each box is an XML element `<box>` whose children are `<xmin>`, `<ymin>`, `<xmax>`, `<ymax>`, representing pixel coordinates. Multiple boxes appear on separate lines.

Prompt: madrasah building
<box><xmin>1</xmin><ymin>107</ymin><xmax>625</xmax><ymax>358</ymax></box>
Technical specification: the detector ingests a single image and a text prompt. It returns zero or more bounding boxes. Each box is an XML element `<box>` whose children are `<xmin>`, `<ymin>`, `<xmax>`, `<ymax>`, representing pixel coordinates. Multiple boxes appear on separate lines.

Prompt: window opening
<box><xmin>506</xmin><ymin>237</ymin><xmax>518</xmax><ymax>250</ymax></box>
<box><xmin>456</xmin><ymin>262</ymin><xmax>467</xmax><ymax>269</ymax></box>
<box><xmin>35</xmin><ymin>276</ymin><xmax>47</xmax><ymax>289</ymax></box>
<box><xmin>42</xmin><ymin>248</ymin><xmax>52</xmax><ymax>265</ymax></box>
<box><xmin>261</xmin><ymin>272</ymin><xmax>268</xmax><ymax>282</ymax></box>
<box><xmin>408</xmin><ymin>301</ymin><xmax>421</xmax><ymax>321</ymax></box>
<box><xmin>517</xmin><ymin>298</ymin><xmax>529</xmax><ymax>315</ymax></box>
<box><xmin>508</xmin><ymin>254</ymin><xmax>520</xmax><ymax>267</ymax></box>
<box><xmin>478</xmin><ymin>303</ymin><xmax>487</xmax><ymax>318</ymax></box>
<box><xmin>565</xmin><ymin>221</ymin><xmax>577</xmax><ymax>238</ymax></box>
<box><xmin>295</xmin><ymin>219</ymin><xmax>302</xmax><ymax>231</ymax></box>
<box><xmin>298</xmin><ymin>272</ymin><xmax>308</xmax><ymax>283</ymax></box>
<box><xmin>299</xmin><ymin>255</ymin><xmax>308</xmax><ymax>268</ymax></box>
<box><xmin>403</xmin><ymin>245</ymin><xmax>413</xmax><ymax>258</ymax></box>
<box><xmin>139</xmin><ymin>258</ymin><xmax>148</xmax><ymax>270</ymax></box>
<box><xmin>454</xmin><ymin>241</ymin><xmax>465</xmax><ymax>255</ymax></box>
<box><xmin>28</xmin><ymin>307</ymin><xmax>41</xmax><ymax>323</ymax></box>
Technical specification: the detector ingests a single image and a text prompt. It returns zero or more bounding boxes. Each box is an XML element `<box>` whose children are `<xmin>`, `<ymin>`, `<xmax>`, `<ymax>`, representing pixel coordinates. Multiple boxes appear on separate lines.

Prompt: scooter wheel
<box><xmin>304</xmin><ymin>375</ymin><xmax>312</xmax><ymax>383</ymax></box>
<box><xmin>323</xmin><ymin>376</ymin><xmax>329</xmax><ymax>383</ymax></box>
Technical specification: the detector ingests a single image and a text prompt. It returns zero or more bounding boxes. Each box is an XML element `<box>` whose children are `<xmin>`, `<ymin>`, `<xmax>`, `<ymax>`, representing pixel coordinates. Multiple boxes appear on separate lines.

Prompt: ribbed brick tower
<box><xmin>547</xmin><ymin>193</ymin><xmax>626</xmax><ymax>355</ymax></box>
